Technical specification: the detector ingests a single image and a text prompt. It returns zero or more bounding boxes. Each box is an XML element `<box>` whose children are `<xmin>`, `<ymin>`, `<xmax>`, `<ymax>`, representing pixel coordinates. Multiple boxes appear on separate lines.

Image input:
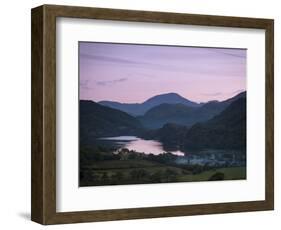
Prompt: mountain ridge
<box><xmin>138</xmin><ymin>91</ymin><xmax>246</xmax><ymax>129</ymax></box>
<box><xmin>184</xmin><ymin>97</ymin><xmax>246</xmax><ymax>149</ymax></box>
<box><xmin>142</xmin><ymin>97</ymin><xmax>246</xmax><ymax>150</ymax></box>
<box><xmin>99</xmin><ymin>92</ymin><xmax>200</xmax><ymax>116</ymax></box>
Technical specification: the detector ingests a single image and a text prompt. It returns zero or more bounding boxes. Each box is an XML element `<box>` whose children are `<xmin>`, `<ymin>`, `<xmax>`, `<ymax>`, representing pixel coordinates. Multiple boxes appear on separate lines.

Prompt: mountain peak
<box><xmin>156</xmin><ymin>92</ymin><xmax>181</xmax><ymax>97</ymax></box>
<box><xmin>99</xmin><ymin>92</ymin><xmax>200</xmax><ymax>116</ymax></box>
<box><xmin>145</xmin><ymin>92</ymin><xmax>184</xmax><ymax>100</ymax></box>
<box><xmin>143</xmin><ymin>92</ymin><xmax>199</xmax><ymax>108</ymax></box>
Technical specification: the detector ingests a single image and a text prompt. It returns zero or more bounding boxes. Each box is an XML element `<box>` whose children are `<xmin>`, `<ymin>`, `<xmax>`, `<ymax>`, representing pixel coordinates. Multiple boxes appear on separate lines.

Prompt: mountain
<box><xmin>99</xmin><ymin>92</ymin><xmax>200</xmax><ymax>116</ymax></box>
<box><xmin>80</xmin><ymin>100</ymin><xmax>143</xmax><ymax>145</ymax></box>
<box><xmin>142</xmin><ymin>123</ymin><xmax>188</xmax><ymax>148</ymax></box>
<box><xmin>138</xmin><ymin>103</ymin><xmax>197</xmax><ymax>129</ymax></box>
<box><xmin>142</xmin><ymin>93</ymin><xmax>199</xmax><ymax>108</ymax></box>
<box><xmin>138</xmin><ymin>91</ymin><xmax>246</xmax><ymax>129</ymax></box>
<box><xmin>97</xmin><ymin>101</ymin><xmax>144</xmax><ymax>116</ymax></box>
<box><xmin>184</xmin><ymin>97</ymin><xmax>246</xmax><ymax>150</ymax></box>
<box><xmin>143</xmin><ymin>97</ymin><xmax>246</xmax><ymax>150</ymax></box>
<box><xmin>222</xmin><ymin>91</ymin><xmax>246</xmax><ymax>104</ymax></box>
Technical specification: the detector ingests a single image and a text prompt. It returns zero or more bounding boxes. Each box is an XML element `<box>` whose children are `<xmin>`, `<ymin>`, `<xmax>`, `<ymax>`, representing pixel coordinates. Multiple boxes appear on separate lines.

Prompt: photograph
<box><xmin>79</xmin><ymin>42</ymin><xmax>247</xmax><ymax>187</ymax></box>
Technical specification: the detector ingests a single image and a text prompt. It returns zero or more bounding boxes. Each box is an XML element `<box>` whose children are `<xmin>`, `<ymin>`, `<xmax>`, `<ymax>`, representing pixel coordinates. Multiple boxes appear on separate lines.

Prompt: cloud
<box><xmin>231</xmin><ymin>89</ymin><xmax>245</xmax><ymax>94</ymax></box>
<box><xmin>96</xmin><ymin>78</ymin><xmax>128</xmax><ymax>86</ymax></box>
<box><xmin>209</xmin><ymin>49</ymin><xmax>247</xmax><ymax>59</ymax></box>
<box><xmin>80</xmin><ymin>53</ymin><xmax>187</xmax><ymax>73</ymax></box>
<box><xmin>201</xmin><ymin>89</ymin><xmax>245</xmax><ymax>97</ymax></box>
<box><xmin>80</xmin><ymin>80</ymin><xmax>92</xmax><ymax>90</ymax></box>
<box><xmin>80</xmin><ymin>53</ymin><xmax>149</xmax><ymax>66</ymax></box>
<box><xmin>201</xmin><ymin>92</ymin><xmax>222</xmax><ymax>96</ymax></box>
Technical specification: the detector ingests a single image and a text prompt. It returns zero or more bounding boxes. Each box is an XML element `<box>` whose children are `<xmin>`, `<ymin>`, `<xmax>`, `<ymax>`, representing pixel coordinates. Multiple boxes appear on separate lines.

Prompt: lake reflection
<box><xmin>99</xmin><ymin>136</ymin><xmax>185</xmax><ymax>156</ymax></box>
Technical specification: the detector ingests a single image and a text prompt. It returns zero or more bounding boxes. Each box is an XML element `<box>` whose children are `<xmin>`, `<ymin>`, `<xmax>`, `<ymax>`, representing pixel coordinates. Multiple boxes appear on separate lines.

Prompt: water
<box><xmin>99</xmin><ymin>136</ymin><xmax>185</xmax><ymax>156</ymax></box>
<box><xmin>98</xmin><ymin>136</ymin><xmax>246</xmax><ymax>166</ymax></box>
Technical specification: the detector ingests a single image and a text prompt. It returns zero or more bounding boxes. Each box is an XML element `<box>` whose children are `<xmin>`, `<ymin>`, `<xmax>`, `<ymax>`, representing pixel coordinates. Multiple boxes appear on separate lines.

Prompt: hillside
<box><xmin>184</xmin><ymin>97</ymin><xmax>246</xmax><ymax>149</ymax></box>
<box><xmin>138</xmin><ymin>103</ymin><xmax>197</xmax><ymax>129</ymax></box>
<box><xmin>142</xmin><ymin>97</ymin><xmax>246</xmax><ymax>150</ymax></box>
<box><xmin>142</xmin><ymin>123</ymin><xmax>188</xmax><ymax>148</ymax></box>
<box><xmin>98</xmin><ymin>101</ymin><xmax>144</xmax><ymax>116</ymax></box>
<box><xmin>138</xmin><ymin>91</ymin><xmax>246</xmax><ymax>129</ymax></box>
<box><xmin>80</xmin><ymin>100</ymin><xmax>143</xmax><ymax>145</ymax></box>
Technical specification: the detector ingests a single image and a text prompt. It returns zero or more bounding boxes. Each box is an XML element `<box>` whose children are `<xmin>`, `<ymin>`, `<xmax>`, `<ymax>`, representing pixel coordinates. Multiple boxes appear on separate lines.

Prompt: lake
<box><xmin>97</xmin><ymin>136</ymin><xmax>246</xmax><ymax>167</ymax></box>
<box><xmin>98</xmin><ymin>136</ymin><xmax>185</xmax><ymax>156</ymax></box>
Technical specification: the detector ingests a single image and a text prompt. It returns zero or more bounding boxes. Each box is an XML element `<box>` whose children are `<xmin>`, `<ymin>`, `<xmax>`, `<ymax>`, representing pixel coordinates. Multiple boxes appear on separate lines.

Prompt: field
<box><xmin>177</xmin><ymin>167</ymin><xmax>246</xmax><ymax>182</ymax></box>
<box><xmin>80</xmin><ymin>154</ymin><xmax>246</xmax><ymax>186</ymax></box>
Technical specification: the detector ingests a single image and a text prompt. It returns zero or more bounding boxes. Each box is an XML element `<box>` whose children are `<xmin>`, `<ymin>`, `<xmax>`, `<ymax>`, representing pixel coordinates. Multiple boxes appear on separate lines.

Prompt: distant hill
<box><xmin>138</xmin><ymin>91</ymin><xmax>246</xmax><ymax>129</ymax></box>
<box><xmin>142</xmin><ymin>93</ymin><xmax>199</xmax><ymax>108</ymax></box>
<box><xmin>138</xmin><ymin>103</ymin><xmax>197</xmax><ymax>129</ymax></box>
<box><xmin>99</xmin><ymin>92</ymin><xmax>200</xmax><ymax>116</ymax></box>
<box><xmin>98</xmin><ymin>101</ymin><xmax>144</xmax><ymax>116</ymax></box>
<box><xmin>80</xmin><ymin>100</ymin><xmax>143</xmax><ymax>145</ymax></box>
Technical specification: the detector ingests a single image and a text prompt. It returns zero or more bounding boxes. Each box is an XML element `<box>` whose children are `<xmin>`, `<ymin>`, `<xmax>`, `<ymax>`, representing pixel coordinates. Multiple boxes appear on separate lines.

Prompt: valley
<box><xmin>79</xmin><ymin>91</ymin><xmax>247</xmax><ymax>186</ymax></box>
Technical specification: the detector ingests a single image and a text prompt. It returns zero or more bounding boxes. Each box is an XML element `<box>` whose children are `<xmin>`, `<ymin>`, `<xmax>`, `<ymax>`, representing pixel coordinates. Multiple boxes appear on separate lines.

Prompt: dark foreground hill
<box><xmin>142</xmin><ymin>97</ymin><xmax>246</xmax><ymax>150</ymax></box>
<box><xmin>80</xmin><ymin>100</ymin><xmax>143</xmax><ymax>145</ymax></box>
<box><xmin>184</xmin><ymin>97</ymin><xmax>246</xmax><ymax>149</ymax></box>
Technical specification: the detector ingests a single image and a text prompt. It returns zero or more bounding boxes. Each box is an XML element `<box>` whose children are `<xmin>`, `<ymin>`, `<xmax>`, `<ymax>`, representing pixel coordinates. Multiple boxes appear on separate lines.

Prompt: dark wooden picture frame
<box><xmin>31</xmin><ymin>4</ymin><xmax>274</xmax><ymax>225</ymax></box>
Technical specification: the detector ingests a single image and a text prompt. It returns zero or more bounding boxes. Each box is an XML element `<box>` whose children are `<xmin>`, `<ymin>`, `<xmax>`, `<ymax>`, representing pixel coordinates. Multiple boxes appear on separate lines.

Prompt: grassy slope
<box><xmin>177</xmin><ymin>167</ymin><xmax>246</xmax><ymax>182</ymax></box>
<box><xmin>81</xmin><ymin>159</ymin><xmax>187</xmax><ymax>179</ymax></box>
<box><xmin>80</xmin><ymin>158</ymin><xmax>246</xmax><ymax>186</ymax></box>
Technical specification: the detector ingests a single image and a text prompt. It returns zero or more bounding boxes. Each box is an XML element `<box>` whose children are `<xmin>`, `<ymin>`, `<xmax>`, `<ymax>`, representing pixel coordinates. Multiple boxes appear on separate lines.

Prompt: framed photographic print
<box><xmin>31</xmin><ymin>4</ymin><xmax>274</xmax><ymax>225</ymax></box>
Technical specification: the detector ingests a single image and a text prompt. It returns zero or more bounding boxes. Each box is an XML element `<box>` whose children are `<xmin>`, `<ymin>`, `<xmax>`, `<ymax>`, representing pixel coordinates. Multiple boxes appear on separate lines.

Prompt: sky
<box><xmin>79</xmin><ymin>42</ymin><xmax>246</xmax><ymax>103</ymax></box>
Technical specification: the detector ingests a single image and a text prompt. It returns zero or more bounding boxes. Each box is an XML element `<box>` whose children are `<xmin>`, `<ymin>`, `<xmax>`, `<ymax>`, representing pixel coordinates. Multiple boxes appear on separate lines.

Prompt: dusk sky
<box><xmin>79</xmin><ymin>42</ymin><xmax>246</xmax><ymax>103</ymax></box>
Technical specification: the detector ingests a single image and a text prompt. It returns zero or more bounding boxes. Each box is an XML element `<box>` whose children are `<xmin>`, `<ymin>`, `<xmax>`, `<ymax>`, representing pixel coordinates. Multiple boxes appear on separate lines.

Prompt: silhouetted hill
<box><xmin>143</xmin><ymin>93</ymin><xmax>199</xmax><ymax>108</ymax></box>
<box><xmin>142</xmin><ymin>123</ymin><xmax>188</xmax><ymax>148</ymax></box>
<box><xmin>99</xmin><ymin>92</ymin><xmax>200</xmax><ymax>116</ymax></box>
<box><xmin>98</xmin><ymin>101</ymin><xmax>144</xmax><ymax>116</ymax></box>
<box><xmin>184</xmin><ymin>97</ymin><xmax>246</xmax><ymax>149</ymax></box>
<box><xmin>138</xmin><ymin>103</ymin><xmax>197</xmax><ymax>129</ymax></box>
<box><xmin>142</xmin><ymin>97</ymin><xmax>246</xmax><ymax>150</ymax></box>
<box><xmin>223</xmin><ymin>91</ymin><xmax>246</xmax><ymax>104</ymax></box>
<box><xmin>80</xmin><ymin>100</ymin><xmax>143</xmax><ymax>145</ymax></box>
<box><xmin>138</xmin><ymin>91</ymin><xmax>246</xmax><ymax>129</ymax></box>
